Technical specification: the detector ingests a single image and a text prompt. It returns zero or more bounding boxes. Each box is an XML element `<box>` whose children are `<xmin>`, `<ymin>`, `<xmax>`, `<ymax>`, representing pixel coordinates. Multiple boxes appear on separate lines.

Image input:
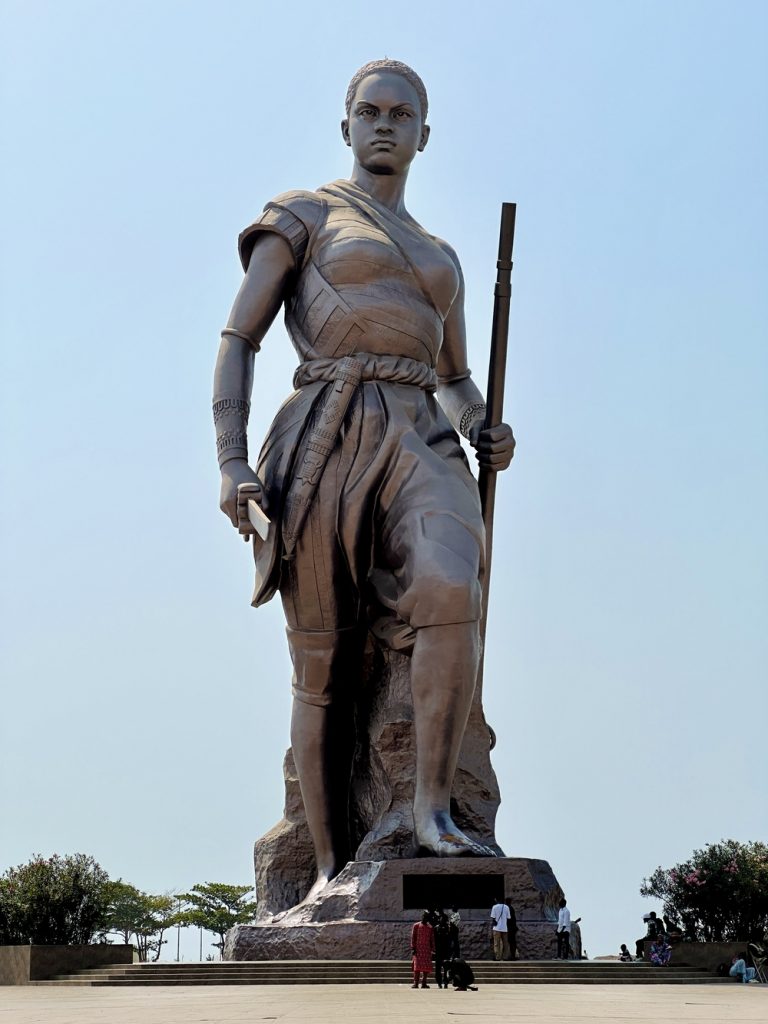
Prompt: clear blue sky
<box><xmin>1</xmin><ymin>0</ymin><xmax>766</xmax><ymax>960</ymax></box>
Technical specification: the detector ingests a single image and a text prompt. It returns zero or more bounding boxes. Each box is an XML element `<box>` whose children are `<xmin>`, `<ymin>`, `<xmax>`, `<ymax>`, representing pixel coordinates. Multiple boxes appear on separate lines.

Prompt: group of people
<box><xmin>409</xmin><ymin>898</ymin><xmax>522</xmax><ymax>990</ymax></box>
<box><xmin>410</xmin><ymin>907</ymin><xmax>474</xmax><ymax>990</ymax></box>
<box><xmin>628</xmin><ymin>910</ymin><xmax>696</xmax><ymax>965</ymax></box>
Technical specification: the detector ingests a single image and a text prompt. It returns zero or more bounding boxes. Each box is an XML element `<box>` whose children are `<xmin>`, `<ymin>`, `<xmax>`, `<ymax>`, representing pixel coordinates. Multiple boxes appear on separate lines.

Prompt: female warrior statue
<box><xmin>213</xmin><ymin>60</ymin><xmax>515</xmax><ymax>902</ymax></box>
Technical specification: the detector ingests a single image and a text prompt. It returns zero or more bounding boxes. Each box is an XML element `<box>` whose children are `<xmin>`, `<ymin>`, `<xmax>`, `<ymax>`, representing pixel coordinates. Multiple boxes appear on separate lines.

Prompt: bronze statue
<box><xmin>213</xmin><ymin>59</ymin><xmax>515</xmax><ymax>904</ymax></box>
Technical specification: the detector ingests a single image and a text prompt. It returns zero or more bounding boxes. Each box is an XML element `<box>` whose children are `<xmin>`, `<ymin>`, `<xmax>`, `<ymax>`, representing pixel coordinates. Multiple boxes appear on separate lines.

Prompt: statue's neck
<box><xmin>349</xmin><ymin>164</ymin><xmax>409</xmax><ymax>217</ymax></box>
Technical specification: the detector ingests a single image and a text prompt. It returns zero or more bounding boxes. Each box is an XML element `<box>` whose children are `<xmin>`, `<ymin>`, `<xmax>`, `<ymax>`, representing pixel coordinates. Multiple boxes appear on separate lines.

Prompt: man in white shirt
<box><xmin>490</xmin><ymin>897</ymin><xmax>511</xmax><ymax>961</ymax></box>
<box><xmin>556</xmin><ymin>898</ymin><xmax>571</xmax><ymax>959</ymax></box>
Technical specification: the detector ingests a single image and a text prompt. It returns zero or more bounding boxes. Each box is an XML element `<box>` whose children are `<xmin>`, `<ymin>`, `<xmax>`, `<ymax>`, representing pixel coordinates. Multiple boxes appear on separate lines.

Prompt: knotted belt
<box><xmin>293</xmin><ymin>353</ymin><xmax>438</xmax><ymax>391</ymax></box>
<box><xmin>282</xmin><ymin>353</ymin><xmax>437</xmax><ymax>559</ymax></box>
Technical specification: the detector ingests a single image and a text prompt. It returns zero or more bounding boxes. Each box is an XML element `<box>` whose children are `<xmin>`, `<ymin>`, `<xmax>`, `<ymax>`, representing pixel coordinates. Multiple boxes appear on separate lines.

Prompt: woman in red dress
<box><xmin>410</xmin><ymin>911</ymin><xmax>435</xmax><ymax>988</ymax></box>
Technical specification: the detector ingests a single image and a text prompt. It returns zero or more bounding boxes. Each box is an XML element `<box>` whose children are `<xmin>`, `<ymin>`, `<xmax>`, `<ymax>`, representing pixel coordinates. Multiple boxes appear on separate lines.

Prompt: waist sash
<box><xmin>282</xmin><ymin>353</ymin><xmax>436</xmax><ymax>559</ymax></box>
<box><xmin>293</xmin><ymin>352</ymin><xmax>437</xmax><ymax>391</ymax></box>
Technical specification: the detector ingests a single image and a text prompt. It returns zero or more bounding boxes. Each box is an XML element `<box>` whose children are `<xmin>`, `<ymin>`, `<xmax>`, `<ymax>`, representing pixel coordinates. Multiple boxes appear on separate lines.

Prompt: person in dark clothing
<box><xmin>505</xmin><ymin>899</ymin><xmax>518</xmax><ymax>961</ymax></box>
<box><xmin>635</xmin><ymin>912</ymin><xmax>662</xmax><ymax>959</ymax></box>
<box><xmin>433</xmin><ymin>910</ymin><xmax>451</xmax><ymax>988</ymax></box>
<box><xmin>663</xmin><ymin>914</ymin><xmax>682</xmax><ymax>940</ymax></box>
<box><xmin>448</xmin><ymin>906</ymin><xmax>461</xmax><ymax>958</ymax></box>
<box><xmin>446</xmin><ymin>957</ymin><xmax>477</xmax><ymax>991</ymax></box>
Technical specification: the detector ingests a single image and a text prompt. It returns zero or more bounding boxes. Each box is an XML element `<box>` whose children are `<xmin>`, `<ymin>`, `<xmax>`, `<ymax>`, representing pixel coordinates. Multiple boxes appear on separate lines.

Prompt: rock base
<box><xmin>253</xmin><ymin>639</ymin><xmax>504</xmax><ymax>919</ymax></box>
<box><xmin>226</xmin><ymin>857</ymin><xmax>578</xmax><ymax>961</ymax></box>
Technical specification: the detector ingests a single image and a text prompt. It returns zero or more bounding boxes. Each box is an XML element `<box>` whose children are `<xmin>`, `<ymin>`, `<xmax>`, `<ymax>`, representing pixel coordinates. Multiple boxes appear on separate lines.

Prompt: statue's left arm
<box><xmin>436</xmin><ymin>247</ymin><xmax>515</xmax><ymax>471</ymax></box>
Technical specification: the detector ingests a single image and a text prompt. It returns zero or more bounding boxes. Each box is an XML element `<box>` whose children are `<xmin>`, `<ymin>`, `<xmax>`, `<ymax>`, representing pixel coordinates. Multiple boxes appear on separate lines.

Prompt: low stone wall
<box><xmin>0</xmin><ymin>945</ymin><xmax>134</xmax><ymax>985</ymax></box>
<box><xmin>642</xmin><ymin>940</ymin><xmax>751</xmax><ymax>973</ymax></box>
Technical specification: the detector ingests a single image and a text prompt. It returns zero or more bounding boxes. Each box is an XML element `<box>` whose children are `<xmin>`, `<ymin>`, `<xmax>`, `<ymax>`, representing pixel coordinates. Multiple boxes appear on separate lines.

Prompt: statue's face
<box><xmin>342</xmin><ymin>71</ymin><xmax>429</xmax><ymax>175</ymax></box>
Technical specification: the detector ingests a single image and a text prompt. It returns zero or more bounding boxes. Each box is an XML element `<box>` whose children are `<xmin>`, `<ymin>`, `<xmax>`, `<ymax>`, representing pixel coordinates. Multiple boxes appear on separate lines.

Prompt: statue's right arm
<box><xmin>214</xmin><ymin>233</ymin><xmax>295</xmax><ymax>530</ymax></box>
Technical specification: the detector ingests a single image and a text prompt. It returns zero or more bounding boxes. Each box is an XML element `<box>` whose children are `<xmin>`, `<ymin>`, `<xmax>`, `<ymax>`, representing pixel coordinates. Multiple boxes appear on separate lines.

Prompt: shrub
<box><xmin>640</xmin><ymin>839</ymin><xmax>768</xmax><ymax>941</ymax></box>
<box><xmin>0</xmin><ymin>853</ymin><xmax>109</xmax><ymax>945</ymax></box>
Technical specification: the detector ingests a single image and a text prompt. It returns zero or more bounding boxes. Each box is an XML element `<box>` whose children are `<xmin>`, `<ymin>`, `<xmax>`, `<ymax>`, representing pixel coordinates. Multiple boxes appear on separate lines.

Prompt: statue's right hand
<box><xmin>219</xmin><ymin>459</ymin><xmax>265</xmax><ymax>530</ymax></box>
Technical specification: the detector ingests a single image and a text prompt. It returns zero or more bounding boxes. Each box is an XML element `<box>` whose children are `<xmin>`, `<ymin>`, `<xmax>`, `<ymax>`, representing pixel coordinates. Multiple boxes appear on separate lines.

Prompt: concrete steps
<box><xmin>35</xmin><ymin>960</ymin><xmax>732</xmax><ymax>986</ymax></box>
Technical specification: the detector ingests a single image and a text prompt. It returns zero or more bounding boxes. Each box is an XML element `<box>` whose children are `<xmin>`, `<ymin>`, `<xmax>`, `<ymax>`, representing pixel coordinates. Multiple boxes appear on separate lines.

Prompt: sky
<box><xmin>1</xmin><ymin>0</ymin><xmax>766</xmax><ymax>961</ymax></box>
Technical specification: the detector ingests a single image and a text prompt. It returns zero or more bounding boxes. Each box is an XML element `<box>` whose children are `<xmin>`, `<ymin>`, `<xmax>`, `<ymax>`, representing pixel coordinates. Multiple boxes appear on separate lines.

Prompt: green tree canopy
<box><xmin>101</xmin><ymin>880</ymin><xmax>180</xmax><ymax>961</ymax></box>
<box><xmin>640</xmin><ymin>839</ymin><xmax>768</xmax><ymax>941</ymax></box>
<box><xmin>0</xmin><ymin>853</ymin><xmax>108</xmax><ymax>945</ymax></box>
<box><xmin>177</xmin><ymin>883</ymin><xmax>257</xmax><ymax>956</ymax></box>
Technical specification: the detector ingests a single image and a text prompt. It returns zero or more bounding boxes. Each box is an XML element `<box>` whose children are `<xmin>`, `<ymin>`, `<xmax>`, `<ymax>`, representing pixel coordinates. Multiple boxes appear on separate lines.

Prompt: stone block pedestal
<box><xmin>225</xmin><ymin>857</ymin><xmax>577</xmax><ymax>961</ymax></box>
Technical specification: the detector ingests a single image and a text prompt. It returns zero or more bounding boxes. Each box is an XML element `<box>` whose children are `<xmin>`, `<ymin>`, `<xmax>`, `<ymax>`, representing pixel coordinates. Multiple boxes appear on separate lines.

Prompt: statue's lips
<box><xmin>371</xmin><ymin>140</ymin><xmax>396</xmax><ymax>149</ymax></box>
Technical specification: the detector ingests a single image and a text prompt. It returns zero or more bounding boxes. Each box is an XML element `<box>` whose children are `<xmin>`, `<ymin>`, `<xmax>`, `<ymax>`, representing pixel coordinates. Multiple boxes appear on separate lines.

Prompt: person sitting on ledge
<box><xmin>618</xmin><ymin>943</ymin><xmax>633</xmax><ymax>962</ymax></box>
<box><xmin>663</xmin><ymin>913</ymin><xmax>682</xmax><ymax>940</ymax></box>
<box><xmin>649</xmin><ymin>933</ymin><xmax>672</xmax><ymax>966</ymax></box>
<box><xmin>635</xmin><ymin>911</ymin><xmax>662</xmax><ymax>959</ymax></box>
<box><xmin>729</xmin><ymin>955</ymin><xmax>757</xmax><ymax>983</ymax></box>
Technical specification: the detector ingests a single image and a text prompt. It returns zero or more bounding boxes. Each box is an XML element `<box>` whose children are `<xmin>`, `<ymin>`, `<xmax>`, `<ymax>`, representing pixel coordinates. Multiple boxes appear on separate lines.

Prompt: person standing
<box><xmin>556</xmin><ymin>898</ymin><xmax>571</xmax><ymax>960</ymax></box>
<box><xmin>490</xmin><ymin>897</ymin><xmax>511</xmax><ymax>961</ymax></box>
<box><xmin>505</xmin><ymin>899</ymin><xmax>518</xmax><ymax>961</ymax></box>
<box><xmin>448</xmin><ymin>906</ymin><xmax>461</xmax><ymax>958</ymax></box>
<box><xmin>411</xmin><ymin>911</ymin><xmax>435</xmax><ymax>989</ymax></box>
<box><xmin>433</xmin><ymin>910</ymin><xmax>451</xmax><ymax>988</ymax></box>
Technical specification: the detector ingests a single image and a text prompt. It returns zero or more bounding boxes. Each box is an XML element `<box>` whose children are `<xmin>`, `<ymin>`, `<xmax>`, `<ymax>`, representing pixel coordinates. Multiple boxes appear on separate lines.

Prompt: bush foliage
<box><xmin>0</xmin><ymin>853</ymin><xmax>108</xmax><ymax>945</ymax></box>
<box><xmin>640</xmin><ymin>839</ymin><xmax>768</xmax><ymax>941</ymax></box>
<box><xmin>0</xmin><ymin>853</ymin><xmax>255</xmax><ymax>958</ymax></box>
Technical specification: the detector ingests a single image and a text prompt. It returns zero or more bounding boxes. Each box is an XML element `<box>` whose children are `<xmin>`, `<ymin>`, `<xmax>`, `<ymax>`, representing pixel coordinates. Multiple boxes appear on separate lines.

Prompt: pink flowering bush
<box><xmin>640</xmin><ymin>839</ymin><xmax>768</xmax><ymax>941</ymax></box>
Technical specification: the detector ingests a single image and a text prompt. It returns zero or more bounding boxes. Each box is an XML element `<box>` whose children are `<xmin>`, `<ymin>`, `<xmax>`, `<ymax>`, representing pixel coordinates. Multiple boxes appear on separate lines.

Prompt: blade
<box><xmin>248</xmin><ymin>498</ymin><xmax>271</xmax><ymax>541</ymax></box>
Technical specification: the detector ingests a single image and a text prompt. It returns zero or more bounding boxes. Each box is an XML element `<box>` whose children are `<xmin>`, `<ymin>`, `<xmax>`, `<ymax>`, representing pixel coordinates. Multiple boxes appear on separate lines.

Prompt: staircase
<box><xmin>34</xmin><ymin>960</ymin><xmax>731</xmax><ymax>986</ymax></box>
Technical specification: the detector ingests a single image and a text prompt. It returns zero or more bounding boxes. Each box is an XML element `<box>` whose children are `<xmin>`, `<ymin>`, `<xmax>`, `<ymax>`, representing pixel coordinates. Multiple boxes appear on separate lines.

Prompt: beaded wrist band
<box><xmin>213</xmin><ymin>396</ymin><xmax>250</xmax><ymax>468</ymax></box>
<box><xmin>459</xmin><ymin>402</ymin><xmax>487</xmax><ymax>440</ymax></box>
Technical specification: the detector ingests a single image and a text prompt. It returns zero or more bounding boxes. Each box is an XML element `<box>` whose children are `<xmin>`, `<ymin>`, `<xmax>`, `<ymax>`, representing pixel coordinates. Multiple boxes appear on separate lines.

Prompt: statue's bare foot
<box><xmin>271</xmin><ymin>869</ymin><xmax>337</xmax><ymax>921</ymax></box>
<box><xmin>301</xmin><ymin>871</ymin><xmax>336</xmax><ymax>904</ymax></box>
<box><xmin>414</xmin><ymin>809</ymin><xmax>498</xmax><ymax>858</ymax></box>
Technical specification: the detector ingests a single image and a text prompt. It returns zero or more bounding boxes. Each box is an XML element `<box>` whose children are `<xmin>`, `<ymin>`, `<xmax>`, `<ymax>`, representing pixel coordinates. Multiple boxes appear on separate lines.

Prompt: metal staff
<box><xmin>476</xmin><ymin>202</ymin><xmax>516</xmax><ymax>704</ymax></box>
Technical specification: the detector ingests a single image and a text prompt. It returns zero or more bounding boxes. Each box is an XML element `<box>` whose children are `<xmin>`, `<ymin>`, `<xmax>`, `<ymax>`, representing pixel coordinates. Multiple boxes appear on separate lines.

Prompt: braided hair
<box><xmin>345</xmin><ymin>59</ymin><xmax>429</xmax><ymax>122</ymax></box>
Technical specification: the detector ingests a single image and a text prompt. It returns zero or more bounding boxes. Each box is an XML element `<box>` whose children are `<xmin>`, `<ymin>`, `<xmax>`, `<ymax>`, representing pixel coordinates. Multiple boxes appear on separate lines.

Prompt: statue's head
<box><xmin>341</xmin><ymin>59</ymin><xmax>430</xmax><ymax>175</ymax></box>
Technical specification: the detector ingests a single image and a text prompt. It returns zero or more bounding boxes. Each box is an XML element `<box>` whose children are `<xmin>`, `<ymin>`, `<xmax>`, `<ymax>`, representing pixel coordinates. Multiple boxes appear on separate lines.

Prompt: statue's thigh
<box><xmin>380</xmin><ymin>457</ymin><xmax>484</xmax><ymax>628</ymax></box>
<box><xmin>280</xmin><ymin>448</ymin><xmax>359</xmax><ymax>632</ymax></box>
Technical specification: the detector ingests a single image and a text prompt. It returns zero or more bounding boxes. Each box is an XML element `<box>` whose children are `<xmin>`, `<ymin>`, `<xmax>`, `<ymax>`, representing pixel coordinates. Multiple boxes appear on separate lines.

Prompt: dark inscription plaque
<box><xmin>402</xmin><ymin>873</ymin><xmax>504</xmax><ymax>910</ymax></box>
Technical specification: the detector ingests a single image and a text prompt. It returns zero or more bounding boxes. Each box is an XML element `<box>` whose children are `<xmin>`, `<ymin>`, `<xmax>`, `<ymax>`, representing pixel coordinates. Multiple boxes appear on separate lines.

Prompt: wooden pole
<box><xmin>476</xmin><ymin>203</ymin><xmax>516</xmax><ymax>706</ymax></box>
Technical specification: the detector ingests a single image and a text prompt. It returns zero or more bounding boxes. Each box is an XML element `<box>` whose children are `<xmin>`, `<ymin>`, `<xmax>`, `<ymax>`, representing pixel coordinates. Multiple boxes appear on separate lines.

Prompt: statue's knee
<box><xmin>286</xmin><ymin>626</ymin><xmax>363</xmax><ymax>707</ymax></box>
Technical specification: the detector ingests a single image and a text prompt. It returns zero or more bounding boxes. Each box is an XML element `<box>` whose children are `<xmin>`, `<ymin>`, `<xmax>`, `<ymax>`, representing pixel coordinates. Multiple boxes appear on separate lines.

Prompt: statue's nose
<box><xmin>375</xmin><ymin>122</ymin><xmax>393</xmax><ymax>134</ymax></box>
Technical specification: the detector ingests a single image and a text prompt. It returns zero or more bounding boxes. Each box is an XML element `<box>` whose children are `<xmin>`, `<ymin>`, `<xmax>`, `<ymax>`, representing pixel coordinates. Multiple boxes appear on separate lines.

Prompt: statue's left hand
<box><xmin>469</xmin><ymin>421</ymin><xmax>516</xmax><ymax>471</ymax></box>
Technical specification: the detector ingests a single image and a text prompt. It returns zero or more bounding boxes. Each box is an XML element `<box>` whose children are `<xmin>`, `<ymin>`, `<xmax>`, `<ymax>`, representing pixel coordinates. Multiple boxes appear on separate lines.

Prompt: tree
<box><xmin>0</xmin><ymin>853</ymin><xmax>109</xmax><ymax>945</ymax></box>
<box><xmin>101</xmin><ymin>880</ymin><xmax>179</xmax><ymax>961</ymax></box>
<box><xmin>177</xmin><ymin>883</ymin><xmax>257</xmax><ymax>956</ymax></box>
<box><xmin>640</xmin><ymin>839</ymin><xmax>768</xmax><ymax>941</ymax></box>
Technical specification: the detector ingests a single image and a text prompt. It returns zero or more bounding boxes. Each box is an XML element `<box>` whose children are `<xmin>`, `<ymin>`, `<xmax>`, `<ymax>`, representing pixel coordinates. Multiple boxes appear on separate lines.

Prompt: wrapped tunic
<box><xmin>239</xmin><ymin>181</ymin><xmax>485</xmax><ymax>702</ymax></box>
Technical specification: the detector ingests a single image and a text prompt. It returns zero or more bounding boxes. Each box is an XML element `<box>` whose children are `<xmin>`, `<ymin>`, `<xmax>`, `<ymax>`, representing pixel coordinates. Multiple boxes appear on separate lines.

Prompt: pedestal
<box><xmin>225</xmin><ymin>857</ymin><xmax>575</xmax><ymax>961</ymax></box>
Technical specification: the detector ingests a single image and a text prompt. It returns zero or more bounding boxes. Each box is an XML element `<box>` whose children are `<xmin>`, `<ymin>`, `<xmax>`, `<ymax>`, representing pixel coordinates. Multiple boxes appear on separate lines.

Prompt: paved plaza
<box><xmin>1</xmin><ymin>984</ymin><xmax>764</xmax><ymax>1024</ymax></box>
